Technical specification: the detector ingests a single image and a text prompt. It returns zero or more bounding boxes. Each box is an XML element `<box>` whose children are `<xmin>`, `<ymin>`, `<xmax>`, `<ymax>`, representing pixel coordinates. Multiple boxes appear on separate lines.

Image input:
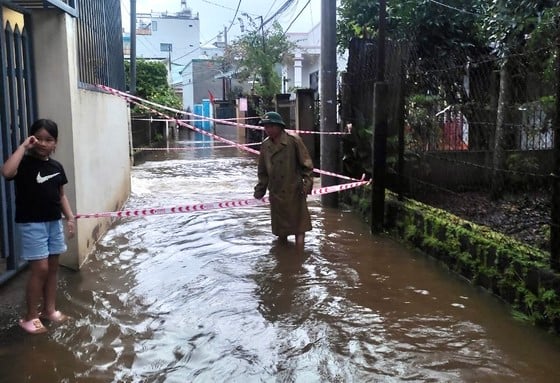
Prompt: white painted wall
<box><xmin>286</xmin><ymin>26</ymin><xmax>320</xmax><ymax>91</ymax></box>
<box><xmin>285</xmin><ymin>23</ymin><xmax>347</xmax><ymax>94</ymax></box>
<box><xmin>32</xmin><ymin>12</ymin><xmax>131</xmax><ymax>269</ymax></box>
<box><xmin>136</xmin><ymin>12</ymin><xmax>200</xmax><ymax>83</ymax></box>
<box><xmin>182</xmin><ymin>62</ymin><xmax>194</xmax><ymax>112</ymax></box>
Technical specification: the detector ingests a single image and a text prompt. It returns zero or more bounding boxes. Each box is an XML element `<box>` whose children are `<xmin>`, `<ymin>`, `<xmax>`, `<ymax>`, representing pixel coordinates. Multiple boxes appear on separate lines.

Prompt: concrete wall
<box><xmin>70</xmin><ymin>91</ymin><xmax>131</xmax><ymax>268</ymax></box>
<box><xmin>32</xmin><ymin>11</ymin><xmax>131</xmax><ymax>269</ymax></box>
<box><xmin>182</xmin><ymin>59</ymin><xmax>241</xmax><ymax>112</ymax></box>
<box><xmin>182</xmin><ymin>62</ymin><xmax>194</xmax><ymax>111</ymax></box>
<box><xmin>136</xmin><ymin>14</ymin><xmax>200</xmax><ymax>64</ymax></box>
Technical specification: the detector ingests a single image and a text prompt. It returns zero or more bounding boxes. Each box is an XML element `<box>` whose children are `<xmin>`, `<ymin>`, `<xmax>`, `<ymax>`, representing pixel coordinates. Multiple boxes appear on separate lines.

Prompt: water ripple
<box><xmin>1</xmin><ymin>145</ymin><xmax>560</xmax><ymax>382</ymax></box>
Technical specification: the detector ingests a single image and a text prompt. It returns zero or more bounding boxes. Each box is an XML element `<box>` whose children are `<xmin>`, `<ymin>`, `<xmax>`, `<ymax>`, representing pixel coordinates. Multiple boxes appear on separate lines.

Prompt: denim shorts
<box><xmin>16</xmin><ymin>220</ymin><xmax>67</xmax><ymax>261</ymax></box>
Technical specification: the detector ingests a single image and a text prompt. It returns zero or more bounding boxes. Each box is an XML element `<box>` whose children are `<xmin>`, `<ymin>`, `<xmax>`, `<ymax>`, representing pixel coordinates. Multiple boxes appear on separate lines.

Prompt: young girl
<box><xmin>1</xmin><ymin>119</ymin><xmax>75</xmax><ymax>334</ymax></box>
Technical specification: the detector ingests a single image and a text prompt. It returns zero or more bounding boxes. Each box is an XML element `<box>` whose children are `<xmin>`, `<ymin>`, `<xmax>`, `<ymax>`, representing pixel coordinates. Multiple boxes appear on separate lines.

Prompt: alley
<box><xmin>1</xmin><ymin>129</ymin><xmax>560</xmax><ymax>382</ymax></box>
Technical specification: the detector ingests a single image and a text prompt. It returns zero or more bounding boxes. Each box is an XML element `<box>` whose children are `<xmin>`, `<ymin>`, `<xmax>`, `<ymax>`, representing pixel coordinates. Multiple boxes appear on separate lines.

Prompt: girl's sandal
<box><xmin>39</xmin><ymin>310</ymin><xmax>69</xmax><ymax>323</ymax></box>
<box><xmin>19</xmin><ymin>318</ymin><xmax>47</xmax><ymax>334</ymax></box>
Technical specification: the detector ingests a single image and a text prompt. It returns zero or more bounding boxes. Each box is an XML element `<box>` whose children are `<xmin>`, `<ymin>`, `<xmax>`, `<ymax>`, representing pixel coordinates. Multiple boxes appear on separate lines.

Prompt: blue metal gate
<box><xmin>0</xmin><ymin>3</ymin><xmax>36</xmax><ymax>284</ymax></box>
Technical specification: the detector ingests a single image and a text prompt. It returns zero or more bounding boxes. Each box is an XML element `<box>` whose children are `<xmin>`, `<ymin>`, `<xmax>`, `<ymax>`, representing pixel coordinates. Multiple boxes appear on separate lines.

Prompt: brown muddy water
<box><xmin>1</xmin><ymin>129</ymin><xmax>560</xmax><ymax>383</ymax></box>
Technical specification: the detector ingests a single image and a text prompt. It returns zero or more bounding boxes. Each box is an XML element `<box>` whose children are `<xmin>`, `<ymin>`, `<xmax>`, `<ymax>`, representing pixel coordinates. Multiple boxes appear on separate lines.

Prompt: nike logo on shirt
<box><xmin>36</xmin><ymin>172</ymin><xmax>60</xmax><ymax>184</ymax></box>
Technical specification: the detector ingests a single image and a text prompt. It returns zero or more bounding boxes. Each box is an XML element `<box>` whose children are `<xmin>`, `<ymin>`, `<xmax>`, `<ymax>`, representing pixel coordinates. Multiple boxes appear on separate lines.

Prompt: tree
<box><xmin>336</xmin><ymin>1</ymin><xmax>560</xmax><ymax>157</ymax></box>
<box><xmin>337</xmin><ymin>0</ymin><xmax>485</xmax><ymax>54</ymax></box>
<box><xmin>337</xmin><ymin>0</ymin><xmax>488</xmax><ymax>180</ymax></box>
<box><xmin>337</xmin><ymin>0</ymin><xmax>487</xmax><ymax>124</ymax></box>
<box><xmin>125</xmin><ymin>60</ymin><xmax>182</xmax><ymax>114</ymax></box>
<box><xmin>221</xmin><ymin>18</ymin><xmax>295</xmax><ymax>112</ymax></box>
<box><xmin>481</xmin><ymin>0</ymin><xmax>560</xmax><ymax>198</ymax></box>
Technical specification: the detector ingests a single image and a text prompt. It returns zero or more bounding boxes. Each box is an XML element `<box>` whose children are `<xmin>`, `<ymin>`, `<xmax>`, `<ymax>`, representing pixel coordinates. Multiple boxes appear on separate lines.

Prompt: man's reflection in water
<box><xmin>254</xmin><ymin>241</ymin><xmax>309</xmax><ymax>323</ymax></box>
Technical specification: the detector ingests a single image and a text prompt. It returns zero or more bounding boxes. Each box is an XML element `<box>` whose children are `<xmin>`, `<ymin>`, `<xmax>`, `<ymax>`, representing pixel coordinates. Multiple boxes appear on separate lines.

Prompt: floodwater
<box><xmin>1</xmin><ymin>128</ymin><xmax>560</xmax><ymax>383</ymax></box>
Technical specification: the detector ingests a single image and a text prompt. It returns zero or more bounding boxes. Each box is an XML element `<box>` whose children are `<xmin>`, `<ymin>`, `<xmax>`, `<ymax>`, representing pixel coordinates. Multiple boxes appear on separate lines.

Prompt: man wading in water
<box><xmin>253</xmin><ymin>111</ymin><xmax>314</xmax><ymax>249</ymax></box>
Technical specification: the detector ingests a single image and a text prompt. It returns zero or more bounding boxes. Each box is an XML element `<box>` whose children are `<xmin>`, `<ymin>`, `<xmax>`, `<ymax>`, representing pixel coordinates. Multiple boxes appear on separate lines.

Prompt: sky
<box><xmin>120</xmin><ymin>0</ymin><xmax>322</xmax><ymax>45</ymax></box>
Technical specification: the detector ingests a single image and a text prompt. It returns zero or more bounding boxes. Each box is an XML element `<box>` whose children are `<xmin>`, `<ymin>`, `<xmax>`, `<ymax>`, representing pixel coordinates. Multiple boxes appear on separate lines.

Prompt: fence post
<box><xmin>371</xmin><ymin>0</ymin><xmax>388</xmax><ymax>233</ymax></box>
<box><xmin>551</xmin><ymin>25</ymin><xmax>560</xmax><ymax>271</ymax></box>
<box><xmin>320</xmin><ymin>0</ymin><xmax>339</xmax><ymax>207</ymax></box>
<box><xmin>296</xmin><ymin>89</ymin><xmax>317</xmax><ymax>165</ymax></box>
<box><xmin>274</xmin><ymin>93</ymin><xmax>291</xmax><ymax>129</ymax></box>
<box><xmin>371</xmin><ymin>82</ymin><xmax>389</xmax><ymax>232</ymax></box>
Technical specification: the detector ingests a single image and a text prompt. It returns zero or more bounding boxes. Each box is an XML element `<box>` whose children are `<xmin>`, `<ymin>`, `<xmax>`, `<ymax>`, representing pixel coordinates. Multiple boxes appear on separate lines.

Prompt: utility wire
<box><xmin>427</xmin><ymin>0</ymin><xmax>480</xmax><ymax>16</ymax></box>
<box><xmin>308</xmin><ymin>0</ymin><xmax>316</xmax><ymax>29</ymax></box>
<box><xmin>264</xmin><ymin>0</ymin><xmax>279</xmax><ymax>20</ymax></box>
<box><xmin>201</xmin><ymin>0</ymin><xmax>238</xmax><ymax>11</ymax></box>
<box><xmin>262</xmin><ymin>0</ymin><xmax>295</xmax><ymax>27</ymax></box>
<box><xmin>226</xmin><ymin>0</ymin><xmax>243</xmax><ymax>34</ymax></box>
<box><xmin>201</xmin><ymin>0</ymin><xmax>260</xmax><ymax>17</ymax></box>
<box><xmin>283</xmin><ymin>0</ymin><xmax>311</xmax><ymax>34</ymax></box>
<box><xmin>173</xmin><ymin>33</ymin><xmax>222</xmax><ymax>62</ymax></box>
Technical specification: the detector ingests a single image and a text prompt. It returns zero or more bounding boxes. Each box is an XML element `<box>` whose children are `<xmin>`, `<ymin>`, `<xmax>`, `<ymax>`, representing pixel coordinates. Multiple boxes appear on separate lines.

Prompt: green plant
<box><xmin>406</xmin><ymin>94</ymin><xmax>442</xmax><ymax>151</ymax></box>
<box><xmin>125</xmin><ymin>60</ymin><xmax>182</xmax><ymax>114</ymax></box>
<box><xmin>341</xmin><ymin>123</ymin><xmax>372</xmax><ymax>179</ymax></box>
<box><xmin>153</xmin><ymin>133</ymin><xmax>164</xmax><ymax>143</ymax></box>
<box><xmin>221</xmin><ymin>19</ymin><xmax>295</xmax><ymax>110</ymax></box>
<box><xmin>505</xmin><ymin>153</ymin><xmax>540</xmax><ymax>188</ymax></box>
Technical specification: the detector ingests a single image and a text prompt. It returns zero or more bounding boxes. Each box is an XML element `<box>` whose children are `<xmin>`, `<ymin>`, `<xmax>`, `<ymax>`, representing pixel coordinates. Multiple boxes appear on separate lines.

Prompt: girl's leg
<box><xmin>42</xmin><ymin>255</ymin><xmax>60</xmax><ymax>315</ymax></box>
<box><xmin>295</xmin><ymin>233</ymin><xmax>305</xmax><ymax>248</ymax></box>
<box><xmin>25</xmin><ymin>259</ymin><xmax>49</xmax><ymax>321</ymax></box>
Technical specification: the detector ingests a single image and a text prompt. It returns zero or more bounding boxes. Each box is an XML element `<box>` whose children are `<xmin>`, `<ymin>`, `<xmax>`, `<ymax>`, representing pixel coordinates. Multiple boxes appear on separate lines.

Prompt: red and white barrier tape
<box><xmin>132</xmin><ymin>116</ymin><xmax>261</xmax><ymax>123</ymax></box>
<box><xmin>100</xmin><ymin>86</ymin><xmax>261</xmax><ymax>156</ymax></box>
<box><xmin>75</xmin><ymin>179</ymin><xmax>370</xmax><ymax>219</ymax></box>
<box><xmin>99</xmin><ymin>85</ymin><xmax>349</xmax><ymax>136</ymax></box>
<box><xmin>100</xmin><ymin>84</ymin><xmax>363</xmax><ymax>183</ymax></box>
<box><xmin>133</xmin><ymin>142</ymin><xmax>261</xmax><ymax>151</ymax></box>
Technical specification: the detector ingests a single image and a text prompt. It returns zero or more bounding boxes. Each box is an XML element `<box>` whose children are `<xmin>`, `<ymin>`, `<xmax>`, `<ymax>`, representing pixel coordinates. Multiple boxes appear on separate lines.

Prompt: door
<box><xmin>0</xmin><ymin>3</ymin><xmax>36</xmax><ymax>284</ymax></box>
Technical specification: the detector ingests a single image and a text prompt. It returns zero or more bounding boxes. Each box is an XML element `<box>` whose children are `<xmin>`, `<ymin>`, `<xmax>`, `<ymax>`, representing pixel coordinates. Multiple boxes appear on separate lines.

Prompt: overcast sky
<box><xmin>121</xmin><ymin>0</ymin><xmax>322</xmax><ymax>44</ymax></box>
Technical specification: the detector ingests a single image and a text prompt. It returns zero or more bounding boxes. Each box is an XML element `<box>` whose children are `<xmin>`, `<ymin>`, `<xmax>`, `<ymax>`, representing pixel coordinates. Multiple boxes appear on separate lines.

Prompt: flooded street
<box><xmin>1</xmin><ymin>129</ymin><xmax>560</xmax><ymax>382</ymax></box>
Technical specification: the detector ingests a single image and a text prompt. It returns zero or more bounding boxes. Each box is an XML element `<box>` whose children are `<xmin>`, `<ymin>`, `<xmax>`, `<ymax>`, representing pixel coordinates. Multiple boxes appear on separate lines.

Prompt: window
<box><xmin>152</xmin><ymin>21</ymin><xmax>157</xmax><ymax>31</ymax></box>
<box><xmin>76</xmin><ymin>0</ymin><xmax>125</xmax><ymax>89</ymax></box>
<box><xmin>160</xmin><ymin>43</ymin><xmax>172</xmax><ymax>52</ymax></box>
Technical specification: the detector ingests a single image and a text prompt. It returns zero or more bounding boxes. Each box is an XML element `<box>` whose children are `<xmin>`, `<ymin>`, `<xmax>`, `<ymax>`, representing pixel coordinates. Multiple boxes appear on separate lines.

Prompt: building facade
<box><xmin>284</xmin><ymin>23</ymin><xmax>348</xmax><ymax>99</ymax></box>
<box><xmin>128</xmin><ymin>1</ymin><xmax>201</xmax><ymax>87</ymax></box>
<box><xmin>285</xmin><ymin>25</ymin><xmax>321</xmax><ymax>94</ymax></box>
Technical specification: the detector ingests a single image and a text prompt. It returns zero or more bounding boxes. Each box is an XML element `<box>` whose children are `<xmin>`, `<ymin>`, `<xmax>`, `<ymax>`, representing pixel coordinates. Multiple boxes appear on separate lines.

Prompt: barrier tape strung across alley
<box><xmin>133</xmin><ymin>116</ymin><xmax>261</xmax><ymax>124</ymax></box>
<box><xmin>82</xmin><ymin>85</ymin><xmax>371</xmax><ymax>220</ymax></box>
<box><xmin>75</xmin><ymin>179</ymin><xmax>370</xmax><ymax>219</ymax></box>
<box><xmin>132</xmin><ymin>113</ymin><xmax>351</xmax><ymax>136</ymax></box>
<box><xmin>133</xmin><ymin>142</ymin><xmax>262</xmax><ymax>151</ymax></box>
<box><xmin>98</xmin><ymin>84</ymin><xmax>363</xmax><ymax>183</ymax></box>
<box><xmin>103</xmin><ymin>85</ymin><xmax>350</xmax><ymax>136</ymax></box>
<box><xmin>100</xmin><ymin>85</ymin><xmax>260</xmax><ymax>151</ymax></box>
<box><xmin>98</xmin><ymin>84</ymin><xmax>260</xmax><ymax>155</ymax></box>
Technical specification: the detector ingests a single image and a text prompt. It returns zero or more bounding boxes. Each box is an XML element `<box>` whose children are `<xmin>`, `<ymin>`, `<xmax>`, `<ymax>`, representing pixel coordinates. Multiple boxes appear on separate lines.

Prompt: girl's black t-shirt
<box><xmin>12</xmin><ymin>154</ymin><xmax>68</xmax><ymax>223</ymax></box>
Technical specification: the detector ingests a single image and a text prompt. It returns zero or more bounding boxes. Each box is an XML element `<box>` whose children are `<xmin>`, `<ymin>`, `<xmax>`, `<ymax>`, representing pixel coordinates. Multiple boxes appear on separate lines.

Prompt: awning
<box><xmin>10</xmin><ymin>0</ymin><xmax>77</xmax><ymax>17</ymax></box>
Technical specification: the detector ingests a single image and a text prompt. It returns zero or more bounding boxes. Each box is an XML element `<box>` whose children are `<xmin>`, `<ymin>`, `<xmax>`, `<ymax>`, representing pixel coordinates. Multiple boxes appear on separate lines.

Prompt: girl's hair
<box><xmin>30</xmin><ymin>119</ymin><xmax>58</xmax><ymax>140</ymax></box>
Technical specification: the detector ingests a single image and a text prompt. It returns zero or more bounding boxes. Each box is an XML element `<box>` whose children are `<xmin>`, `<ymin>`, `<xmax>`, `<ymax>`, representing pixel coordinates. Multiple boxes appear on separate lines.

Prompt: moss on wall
<box><xmin>342</xmin><ymin>188</ymin><xmax>560</xmax><ymax>334</ymax></box>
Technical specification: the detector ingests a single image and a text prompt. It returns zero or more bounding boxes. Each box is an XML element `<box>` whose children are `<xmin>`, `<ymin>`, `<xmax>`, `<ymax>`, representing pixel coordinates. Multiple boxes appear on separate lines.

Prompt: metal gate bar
<box><xmin>0</xmin><ymin>5</ymin><xmax>35</xmax><ymax>285</ymax></box>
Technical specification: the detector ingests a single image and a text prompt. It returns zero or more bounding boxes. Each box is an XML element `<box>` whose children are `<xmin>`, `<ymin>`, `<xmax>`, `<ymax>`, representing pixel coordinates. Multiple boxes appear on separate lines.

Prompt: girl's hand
<box><xmin>23</xmin><ymin>135</ymin><xmax>38</xmax><ymax>149</ymax></box>
<box><xmin>66</xmin><ymin>220</ymin><xmax>75</xmax><ymax>238</ymax></box>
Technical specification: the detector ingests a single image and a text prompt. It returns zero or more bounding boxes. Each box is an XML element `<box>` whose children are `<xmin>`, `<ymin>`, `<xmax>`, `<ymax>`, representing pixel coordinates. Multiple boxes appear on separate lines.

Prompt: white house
<box><xmin>285</xmin><ymin>23</ymin><xmax>348</xmax><ymax>98</ymax></box>
<box><xmin>132</xmin><ymin>1</ymin><xmax>201</xmax><ymax>86</ymax></box>
<box><xmin>285</xmin><ymin>24</ymin><xmax>321</xmax><ymax>93</ymax></box>
<box><xmin>126</xmin><ymin>5</ymin><xmax>349</xmax><ymax>113</ymax></box>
